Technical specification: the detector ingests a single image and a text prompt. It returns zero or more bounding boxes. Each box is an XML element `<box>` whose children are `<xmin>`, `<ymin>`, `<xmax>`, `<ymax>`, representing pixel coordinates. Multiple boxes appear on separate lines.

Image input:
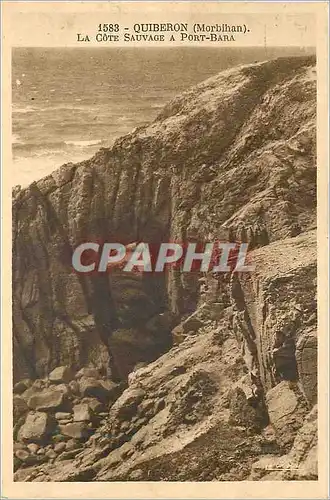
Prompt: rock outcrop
<box><xmin>12</xmin><ymin>55</ymin><xmax>317</xmax><ymax>481</ymax></box>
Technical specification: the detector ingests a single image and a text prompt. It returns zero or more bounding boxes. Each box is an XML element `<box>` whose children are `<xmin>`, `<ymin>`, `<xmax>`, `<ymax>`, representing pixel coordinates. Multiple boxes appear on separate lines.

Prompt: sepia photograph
<box><xmin>11</xmin><ymin>44</ymin><xmax>318</xmax><ymax>483</ymax></box>
<box><xmin>1</xmin><ymin>2</ymin><xmax>329</xmax><ymax>498</ymax></box>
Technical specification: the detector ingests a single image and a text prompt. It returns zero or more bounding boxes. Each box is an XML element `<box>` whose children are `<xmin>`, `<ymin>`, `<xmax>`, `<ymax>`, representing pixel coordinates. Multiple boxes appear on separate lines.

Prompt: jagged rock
<box><xmin>75</xmin><ymin>367</ymin><xmax>101</xmax><ymax>380</ymax></box>
<box><xmin>59</xmin><ymin>422</ymin><xmax>89</xmax><ymax>440</ymax></box>
<box><xmin>28</xmin><ymin>389</ymin><xmax>67</xmax><ymax>412</ymax></box>
<box><xmin>171</xmin><ymin>306</ymin><xmax>207</xmax><ymax>343</ymax></box>
<box><xmin>18</xmin><ymin>412</ymin><xmax>54</xmax><ymax>443</ymax></box>
<box><xmin>13</xmin><ymin>379</ymin><xmax>32</xmax><ymax>395</ymax></box>
<box><xmin>265</xmin><ymin>381</ymin><xmax>308</xmax><ymax>449</ymax></box>
<box><xmin>11</xmin><ymin>56</ymin><xmax>317</xmax><ymax>482</ymax></box>
<box><xmin>79</xmin><ymin>377</ymin><xmax>108</xmax><ymax>402</ymax></box>
<box><xmin>78</xmin><ymin>377</ymin><xmax>121</xmax><ymax>404</ymax></box>
<box><xmin>13</xmin><ymin>56</ymin><xmax>316</xmax><ymax>385</ymax></box>
<box><xmin>49</xmin><ymin>366</ymin><xmax>74</xmax><ymax>384</ymax></box>
<box><xmin>171</xmin><ymin>303</ymin><xmax>224</xmax><ymax>345</ymax></box>
<box><xmin>83</xmin><ymin>398</ymin><xmax>104</xmax><ymax>414</ymax></box>
<box><xmin>111</xmin><ymin>388</ymin><xmax>145</xmax><ymax>420</ymax></box>
<box><xmin>101</xmin><ymin>379</ymin><xmax>123</xmax><ymax>402</ymax></box>
<box><xmin>73</xmin><ymin>403</ymin><xmax>91</xmax><ymax>422</ymax></box>
<box><xmin>120</xmin><ymin>421</ymin><xmax>130</xmax><ymax>433</ymax></box>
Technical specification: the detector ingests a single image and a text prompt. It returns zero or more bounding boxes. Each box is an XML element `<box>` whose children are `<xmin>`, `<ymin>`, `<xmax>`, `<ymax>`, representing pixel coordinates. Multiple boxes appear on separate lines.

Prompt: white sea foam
<box><xmin>64</xmin><ymin>139</ymin><xmax>102</xmax><ymax>147</ymax></box>
<box><xmin>13</xmin><ymin>105</ymin><xmax>90</xmax><ymax>114</ymax></box>
<box><xmin>12</xmin><ymin>106</ymin><xmax>35</xmax><ymax>114</ymax></box>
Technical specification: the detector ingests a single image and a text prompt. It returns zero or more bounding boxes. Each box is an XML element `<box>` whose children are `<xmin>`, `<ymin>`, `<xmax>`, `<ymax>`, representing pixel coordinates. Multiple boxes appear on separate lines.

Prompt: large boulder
<box><xmin>100</xmin><ymin>379</ymin><xmax>123</xmax><ymax>401</ymax></box>
<box><xmin>265</xmin><ymin>381</ymin><xmax>309</xmax><ymax>449</ymax></box>
<box><xmin>73</xmin><ymin>404</ymin><xmax>92</xmax><ymax>422</ymax></box>
<box><xmin>59</xmin><ymin>422</ymin><xmax>90</xmax><ymax>440</ymax></box>
<box><xmin>18</xmin><ymin>412</ymin><xmax>55</xmax><ymax>443</ymax></box>
<box><xmin>110</xmin><ymin>388</ymin><xmax>145</xmax><ymax>420</ymax></box>
<box><xmin>49</xmin><ymin>366</ymin><xmax>74</xmax><ymax>384</ymax></box>
<box><xmin>84</xmin><ymin>398</ymin><xmax>105</xmax><ymax>414</ymax></box>
<box><xmin>28</xmin><ymin>389</ymin><xmax>68</xmax><ymax>412</ymax></box>
<box><xmin>78</xmin><ymin>377</ymin><xmax>120</xmax><ymax>403</ymax></box>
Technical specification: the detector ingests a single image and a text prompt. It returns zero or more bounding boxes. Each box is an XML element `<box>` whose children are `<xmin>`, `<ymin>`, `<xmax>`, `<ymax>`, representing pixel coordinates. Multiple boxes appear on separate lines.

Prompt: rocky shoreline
<box><xmin>13</xmin><ymin>55</ymin><xmax>317</xmax><ymax>481</ymax></box>
<box><xmin>13</xmin><ymin>366</ymin><xmax>125</xmax><ymax>474</ymax></box>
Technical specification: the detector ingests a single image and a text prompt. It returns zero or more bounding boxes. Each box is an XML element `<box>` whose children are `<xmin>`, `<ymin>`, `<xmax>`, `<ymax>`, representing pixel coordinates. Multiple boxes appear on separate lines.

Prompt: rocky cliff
<box><xmin>12</xmin><ymin>55</ymin><xmax>317</xmax><ymax>481</ymax></box>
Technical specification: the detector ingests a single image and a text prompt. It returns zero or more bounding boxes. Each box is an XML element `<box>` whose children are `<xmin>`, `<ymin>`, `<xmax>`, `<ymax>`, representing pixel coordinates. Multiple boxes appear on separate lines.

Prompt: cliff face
<box><xmin>13</xmin><ymin>56</ymin><xmax>317</xmax><ymax>481</ymax></box>
<box><xmin>13</xmin><ymin>55</ymin><xmax>316</xmax><ymax>382</ymax></box>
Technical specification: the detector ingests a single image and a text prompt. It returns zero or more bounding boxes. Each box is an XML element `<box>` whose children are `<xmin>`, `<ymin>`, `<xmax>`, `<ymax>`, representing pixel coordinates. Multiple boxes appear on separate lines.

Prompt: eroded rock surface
<box><xmin>12</xmin><ymin>56</ymin><xmax>317</xmax><ymax>481</ymax></box>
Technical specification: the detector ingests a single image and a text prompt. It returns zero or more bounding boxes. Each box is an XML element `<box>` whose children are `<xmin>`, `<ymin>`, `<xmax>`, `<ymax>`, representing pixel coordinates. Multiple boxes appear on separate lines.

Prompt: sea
<box><xmin>12</xmin><ymin>46</ymin><xmax>314</xmax><ymax>187</ymax></box>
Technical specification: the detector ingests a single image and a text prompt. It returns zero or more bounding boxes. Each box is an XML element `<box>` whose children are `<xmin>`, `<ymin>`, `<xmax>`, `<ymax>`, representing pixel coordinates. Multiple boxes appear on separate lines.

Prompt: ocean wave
<box><xmin>13</xmin><ymin>138</ymin><xmax>104</xmax><ymax>153</ymax></box>
<box><xmin>64</xmin><ymin>139</ymin><xmax>102</xmax><ymax>147</ymax></box>
<box><xmin>12</xmin><ymin>106</ymin><xmax>35</xmax><ymax>114</ymax></box>
<box><xmin>12</xmin><ymin>104</ymin><xmax>92</xmax><ymax>114</ymax></box>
